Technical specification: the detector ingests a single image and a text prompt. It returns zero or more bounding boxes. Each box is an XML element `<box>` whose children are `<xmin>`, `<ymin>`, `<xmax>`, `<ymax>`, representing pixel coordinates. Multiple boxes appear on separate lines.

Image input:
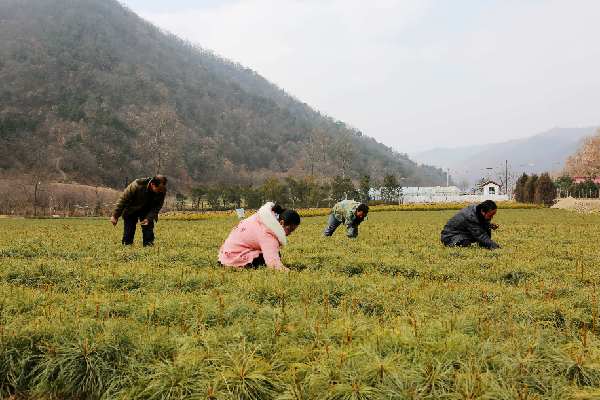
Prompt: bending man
<box><xmin>110</xmin><ymin>176</ymin><xmax>167</xmax><ymax>246</ymax></box>
<box><xmin>218</xmin><ymin>202</ymin><xmax>300</xmax><ymax>271</ymax></box>
<box><xmin>323</xmin><ymin>200</ymin><xmax>369</xmax><ymax>238</ymax></box>
<box><xmin>441</xmin><ymin>200</ymin><xmax>500</xmax><ymax>250</ymax></box>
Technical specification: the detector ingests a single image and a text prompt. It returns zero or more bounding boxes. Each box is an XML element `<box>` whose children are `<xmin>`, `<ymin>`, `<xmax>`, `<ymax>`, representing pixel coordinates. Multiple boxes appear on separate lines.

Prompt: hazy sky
<box><xmin>121</xmin><ymin>0</ymin><xmax>600</xmax><ymax>152</ymax></box>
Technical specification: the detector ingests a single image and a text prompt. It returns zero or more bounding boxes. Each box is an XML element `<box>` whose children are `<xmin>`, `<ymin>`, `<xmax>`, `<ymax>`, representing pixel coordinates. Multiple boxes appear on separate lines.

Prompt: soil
<box><xmin>551</xmin><ymin>197</ymin><xmax>600</xmax><ymax>213</ymax></box>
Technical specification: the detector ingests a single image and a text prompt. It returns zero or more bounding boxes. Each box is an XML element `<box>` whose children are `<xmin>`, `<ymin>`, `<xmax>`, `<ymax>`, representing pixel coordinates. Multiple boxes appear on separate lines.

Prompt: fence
<box><xmin>400</xmin><ymin>194</ymin><xmax>509</xmax><ymax>204</ymax></box>
<box><xmin>0</xmin><ymin>180</ymin><xmax>121</xmax><ymax>217</ymax></box>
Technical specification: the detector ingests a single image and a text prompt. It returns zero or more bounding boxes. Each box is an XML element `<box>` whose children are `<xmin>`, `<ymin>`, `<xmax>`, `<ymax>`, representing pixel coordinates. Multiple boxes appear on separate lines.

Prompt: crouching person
<box><xmin>441</xmin><ymin>200</ymin><xmax>500</xmax><ymax>250</ymax></box>
<box><xmin>323</xmin><ymin>200</ymin><xmax>369</xmax><ymax>238</ymax></box>
<box><xmin>218</xmin><ymin>202</ymin><xmax>300</xmax><ymax>271</ymax></box>
<box><xmin>110</xmin><ymin>176</ymin><xmax>167</xmax><ymax>246</ymax></box>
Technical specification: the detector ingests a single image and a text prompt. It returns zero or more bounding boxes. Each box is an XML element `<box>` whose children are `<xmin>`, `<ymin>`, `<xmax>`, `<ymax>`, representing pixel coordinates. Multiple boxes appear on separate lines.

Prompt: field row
<box><xmin>0</xmin><ymin>209</ymin><xmax>599</xmax><ymax>399</ymax></box>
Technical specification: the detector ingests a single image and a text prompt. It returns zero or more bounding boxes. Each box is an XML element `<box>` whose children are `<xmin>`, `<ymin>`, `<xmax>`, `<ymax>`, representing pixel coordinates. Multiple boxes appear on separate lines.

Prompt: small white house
<box><xmin>480</xmin><ymin>181</ymin><xmax>502</xmax><ymax>196</ymax></box>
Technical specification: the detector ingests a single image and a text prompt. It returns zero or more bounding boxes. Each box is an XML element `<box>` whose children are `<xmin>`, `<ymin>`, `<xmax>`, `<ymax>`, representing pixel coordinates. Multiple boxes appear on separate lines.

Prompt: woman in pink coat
<box><xmin>218</xmin><ymin>202</ymin><xmax>301</xmax><ymax>271</ymax></box>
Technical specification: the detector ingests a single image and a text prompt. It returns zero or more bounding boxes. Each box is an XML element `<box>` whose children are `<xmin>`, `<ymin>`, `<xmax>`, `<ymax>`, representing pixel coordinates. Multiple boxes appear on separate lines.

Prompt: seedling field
<box><xmin>1</xmin><ymin>209</ymin><xmax>599</xmax><ymax>399</ymax></box>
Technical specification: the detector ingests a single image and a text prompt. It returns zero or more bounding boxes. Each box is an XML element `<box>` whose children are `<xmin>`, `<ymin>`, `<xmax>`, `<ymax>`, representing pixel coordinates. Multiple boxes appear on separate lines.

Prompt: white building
<box><xmin>369</xmin><ymin>183</ymin><xmax>508</xmax><ymax>204</ymax></box>
<box><xmin>369</xmin><ymin>186</ymin><xmax>463</xmax><ymax>203</ymax></box>
<box><xmin>480</xmin><ymin>181</ymin><xmax>502</xmax><ymax>196</ymax></box>
<box><xmin>402</xmin><ymin>186</ymin><xmax>462</xmax><ymax>197</ymax></box>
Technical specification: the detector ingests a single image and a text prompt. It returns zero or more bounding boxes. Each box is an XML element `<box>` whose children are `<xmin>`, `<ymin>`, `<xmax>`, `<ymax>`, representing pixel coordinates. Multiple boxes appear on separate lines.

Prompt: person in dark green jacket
<box><xmin>110</xmin><ymin>176</ymin><xmax>167</xmax><ymax>246</ymax></box>
<box><xmin>323</xmin><ymin>200</ymin><xmax>369</xmax><ymax>238</ymax></box>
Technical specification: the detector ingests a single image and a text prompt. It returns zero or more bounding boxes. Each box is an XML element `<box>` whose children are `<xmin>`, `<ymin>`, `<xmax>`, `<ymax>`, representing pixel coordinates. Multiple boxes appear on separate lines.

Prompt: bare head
<box><xmin>355</xmin><ymin>203</ymin><xmax>369</xmax><ymax>220</ymax></box>
<box><xmin>273</xmin><ymin>204</ymin><xmax>301</xmax><ymax>236</ymax></box>
<box><xmin>150</xmin><ymin>175</ymin><xmax>168</xmax><ymax>193</ymax></box>
<box><xmin>478</xmin><ymin>200</ymin><xmax>497</xmax><ymax>221</ymax></box>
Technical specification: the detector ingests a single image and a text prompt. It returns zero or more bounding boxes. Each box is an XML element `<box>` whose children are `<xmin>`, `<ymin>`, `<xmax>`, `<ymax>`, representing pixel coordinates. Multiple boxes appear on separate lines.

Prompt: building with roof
<box><xmin>479</xmin><ymin>180</ymin><xmax>502</xmax><ymax>196</ymax></box>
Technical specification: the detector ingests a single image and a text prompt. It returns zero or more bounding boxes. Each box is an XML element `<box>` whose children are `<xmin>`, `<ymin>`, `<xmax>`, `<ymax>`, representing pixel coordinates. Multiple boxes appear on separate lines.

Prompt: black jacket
<box><xmin>440</xmin><ymin>205</ymin><xmax>499</xmax><ymax>249</ymax></box>
<box><xmin>113</xmin><ymin>178</ymin><xmax>166</xmax><ymax>221</ymax></box>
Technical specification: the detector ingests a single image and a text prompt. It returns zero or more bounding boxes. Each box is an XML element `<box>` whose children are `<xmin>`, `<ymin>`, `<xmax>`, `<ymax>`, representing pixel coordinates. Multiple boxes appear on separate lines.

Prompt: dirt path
<box><xmin>551</xmin><ymin>197</ymin><xmax>600</xmax><ymax>213</ymax></box>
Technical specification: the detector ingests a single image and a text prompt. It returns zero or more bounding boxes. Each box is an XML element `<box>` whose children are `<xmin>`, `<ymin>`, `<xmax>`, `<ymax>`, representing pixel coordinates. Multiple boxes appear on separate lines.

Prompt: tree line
<box><xmin>513</xmin><ymin>173</ymin><xmax>600</xmax><ymax>205</ymax></box>
<box><xmin>514</xmin><ymin>173</ymin><xmax>556</xmax><ymax>205</ymax></box>
<box><xmin>554</xmin><ymin>176</ymin><xmax>600</xmax><ymax>199</ymax></box>
<box><xmin>174</xmin><ymin>174</ymin><xmax>403</xmax><ymax>211</ymax></box>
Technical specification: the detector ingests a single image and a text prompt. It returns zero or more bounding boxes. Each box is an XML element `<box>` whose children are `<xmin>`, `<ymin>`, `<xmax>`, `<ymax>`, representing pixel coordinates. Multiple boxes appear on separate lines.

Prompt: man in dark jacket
<box><xmin>441</xmin><ymin>200</ymin><xmax>500</xmax><ymax>250</ymax></box>
<box><xmin>110</xmin><ymin>176</ymin><xmax>167</xmax><ymax>246</ymax></box>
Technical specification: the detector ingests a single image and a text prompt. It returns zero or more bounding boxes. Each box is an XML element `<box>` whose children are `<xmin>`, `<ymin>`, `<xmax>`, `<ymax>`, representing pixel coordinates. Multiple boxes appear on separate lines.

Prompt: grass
<box><xmin>161</xmin><ymin>201</ymin><xmax>543</xmax><ymax>221</ymax></box>
<box><xmin>0</xmin><ymin>209</ymin><xmax>599</xmax><ymax>399</ymax></box>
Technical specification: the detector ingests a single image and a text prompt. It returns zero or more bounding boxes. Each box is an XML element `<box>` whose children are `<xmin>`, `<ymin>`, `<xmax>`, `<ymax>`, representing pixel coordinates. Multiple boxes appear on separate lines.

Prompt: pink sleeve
<box><xmin>257</xmin><ymin>234</ymin><xmax>284</xmax><ymax>269</ymax></box>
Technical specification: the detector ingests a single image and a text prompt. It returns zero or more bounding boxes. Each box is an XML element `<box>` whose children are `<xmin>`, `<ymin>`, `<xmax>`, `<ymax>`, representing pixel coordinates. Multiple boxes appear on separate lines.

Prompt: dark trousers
<box><xmin>246</xmin><ymin>254</ymin><xmax>266</xmax><ymax>269</ymax></box>
<box><xmin>219</xmin><ymin>254</ymin><xmax>268</xmax><ymax>269</ymax></box>
<box><xmin>443</xmin><ymin>237</ymin><xmax>487</xmax><ymax>248</ymax></box>
<box><xmin>122</xmin><ymin>213</ymin><xmax>155</xmax><ymax>246</ymax></box>
<box><xmin>323</xmin><ymin>214</ymin><xmax>358</xmax><ymax>238</ymax></box>
<box><xmin>453</xmin><ymin>239</ymin><xmax>472</xmax><ymax>247</ymax></box>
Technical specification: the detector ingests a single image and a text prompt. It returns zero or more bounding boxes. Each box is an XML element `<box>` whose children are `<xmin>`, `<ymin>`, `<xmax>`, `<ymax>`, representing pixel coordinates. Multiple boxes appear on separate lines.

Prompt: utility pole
<box><xmin>505</xmin><ymin>160</ymin><xmax>508</xmax><ymax>196</ymax></box>
<box><xmin>33</xmin><ymin>181</ymin><xmax>40</xmax><ymax>217</ymax></box>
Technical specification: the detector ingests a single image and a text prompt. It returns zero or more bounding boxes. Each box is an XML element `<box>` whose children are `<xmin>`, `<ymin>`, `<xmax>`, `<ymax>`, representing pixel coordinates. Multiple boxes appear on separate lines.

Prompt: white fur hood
<box><xmin>256</xmin><ymin>202</ymin><xmax>287</xmax><ymax>246</ymax></box>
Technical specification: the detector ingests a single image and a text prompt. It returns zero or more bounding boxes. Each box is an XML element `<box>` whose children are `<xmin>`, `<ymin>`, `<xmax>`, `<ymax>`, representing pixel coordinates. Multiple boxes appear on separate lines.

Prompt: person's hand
<box><xmin>490</xmin><ymin>223</ymin><xmax>499</xmax><ymax>230</ymax></box>
<box><xmin>275</xmin><ymin>266</ymin><xmax>290</xmax><ymax>272</ymax></box>
<box><xmin>110</xmin><ymin>216</ymin><xmax>118</xmax><ymax>226</ymax></box>
<box><xmin>140</xmin><ymin>219</ymin><xmax>150</xmax><ymax>226</ymax></box>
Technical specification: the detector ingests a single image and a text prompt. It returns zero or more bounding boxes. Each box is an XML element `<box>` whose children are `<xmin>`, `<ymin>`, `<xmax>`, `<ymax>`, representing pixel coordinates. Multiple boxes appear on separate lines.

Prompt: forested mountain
<box><xmin>0</xmin><ymin>0</ymin><xmax>445</xmax><ymax>189</ymax></box>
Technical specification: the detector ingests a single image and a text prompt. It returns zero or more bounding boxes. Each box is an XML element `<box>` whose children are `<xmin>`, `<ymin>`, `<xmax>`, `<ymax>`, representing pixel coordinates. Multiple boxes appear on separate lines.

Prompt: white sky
<box><xmin>121</xmin><ymin>0</ymin><xmax>600</xmax><ymax>152</ymax></box>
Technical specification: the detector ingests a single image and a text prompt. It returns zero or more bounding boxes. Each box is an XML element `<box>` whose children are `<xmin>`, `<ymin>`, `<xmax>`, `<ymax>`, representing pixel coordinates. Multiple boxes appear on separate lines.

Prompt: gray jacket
<box><xmin>441</xmin><ymin>205</ymin><xmax>499</xmax><ymax>249</ymax></box>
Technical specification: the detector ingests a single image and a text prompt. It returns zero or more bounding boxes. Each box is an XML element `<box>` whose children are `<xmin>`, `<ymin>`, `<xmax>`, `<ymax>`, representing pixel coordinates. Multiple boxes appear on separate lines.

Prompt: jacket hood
<box><xmin>257</xmin><ymin>202</ymin><xmax>287</xmax><ymax>246</ymax></box>
<box><xmin>135</xmin><ymin>177</ymin><xmax>152</xmax><ymax>188</ymax></box>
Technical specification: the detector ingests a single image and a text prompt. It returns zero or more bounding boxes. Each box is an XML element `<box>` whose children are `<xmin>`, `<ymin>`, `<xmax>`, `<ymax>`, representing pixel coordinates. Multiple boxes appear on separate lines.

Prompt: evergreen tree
<box><xmin>381</xmin><ymin>175</ymin><xmax>400</xmax><ymax>204</ymax></box>
<box><xmin>206</xmin><ymin>186</ymin><xmax>223</xmax><ymax>210</ymax></box>
<box><xmin>285</xmin><ymin>177</ymin><xmax>311</xmax><ymax>208</ymax></box>
<box><xmin>241</xmin><ymin>186</ymin><xmax>263</xmax><ymax>209</ymax></box>
<box><xmin>190</xmin><ymin>186</ymin><xmax>206</xmax><ymax>210</ymax></box>
<box><xmin>359</xmin><ymin>175</ymin><xmax>371</xmax><ymax>203</ymax></box>
<box><xmin>523</xmin><ymin>175</ymin><xmax>538</xmax><ymax>203</ymax></box>
<box><xmin>175</xmin><ymin>192</ymin><xmax>186</xmax><ymax>211</ymax></box>
<box><xmin>514</xmin><ymin>173</ymin><xmax>529</xmax><ymax>202</ymax></box>
<box><xmin>330</xmin><ymin>176</ymin><xmax>356</xmax><ymax>202</ymax></box>
<box><xmin>572</xmin><ymin>179</ymin><xmax>599</xmax><ymax>198</ymax></box>
<box><xmin>261</xmin><ymin>178</ymin><xmax>288</xmax><ymax>204</ymax></box>
<box><xmin>224</xmin><ymin>185</ymin><xmax>242</xmax><ymax>208</ymax></box>
<box><xmin>534</xmin><ymin>173</ymin><xmax>557</xmax><ymax>206</ymax></box>
<box><xmin>307</xmin><ymin>180</ymin><xmax>330</xmax><ymax>208</ymax></box>
<box><xmin>554</xmin><ymin>176</ymin><xmax>573</xmax><ymax>198</ymax></box>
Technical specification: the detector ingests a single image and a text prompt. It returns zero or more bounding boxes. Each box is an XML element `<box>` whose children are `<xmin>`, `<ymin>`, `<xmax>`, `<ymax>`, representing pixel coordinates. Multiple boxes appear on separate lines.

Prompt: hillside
<box><xmin>412</xmin><ymin>127</ymin><xmax>597</xmax><ymax>185</ymax></box>
<box><xmin>0</xmin><ymin>0</ymin><xmax>445</xmax><ymax>189</ymax></box>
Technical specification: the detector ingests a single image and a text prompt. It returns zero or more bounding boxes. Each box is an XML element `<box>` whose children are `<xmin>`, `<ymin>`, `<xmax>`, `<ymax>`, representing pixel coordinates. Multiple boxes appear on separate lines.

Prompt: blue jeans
<box><xmin>323</xmin><ymin>214</ymin><xmax>358</xmax><ymax>238</ymax></box>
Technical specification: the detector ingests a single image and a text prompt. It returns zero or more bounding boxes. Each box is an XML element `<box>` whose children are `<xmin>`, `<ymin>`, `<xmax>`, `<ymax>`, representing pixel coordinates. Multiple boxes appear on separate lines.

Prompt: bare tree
<box><xmin>332</xmin><ymin>135</ymin><xmax>355</xmax><ymax>178</ymax></box>
<box><xmin>565</xmin><ymin>129</ymin><xmax>600</xmax><ymax>177</ymax></box>
<box><xmin>148</xmin><ymin>106</ymin><xmax>179</xmax><ymax>175</ymax></box>
<box><xmin>128</xmin><ymin>105</ymin><xmax>180</xmax><ymax>175</ymax></box>
<box><xmin>306</xmin><ymin>128</ymin><xmax>330</xmax><ymax>176</ymax></box>
<box><xmin>30</xmin><ymin>146</ymin><xmax>51</xmax><ymax>217</ymax></box>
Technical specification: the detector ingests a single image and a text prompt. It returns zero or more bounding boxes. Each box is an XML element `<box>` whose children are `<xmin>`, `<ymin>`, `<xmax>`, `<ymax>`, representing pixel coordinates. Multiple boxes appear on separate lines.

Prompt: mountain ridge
<box><xmin>412</xmin><ymin>127</ymin><xmax>598</xmax><ymax>186</ymax></box>
<box><xmin>0</xmin><ymin>0</ymin><xmax>446</xmax><ymax>189</ymax></box>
